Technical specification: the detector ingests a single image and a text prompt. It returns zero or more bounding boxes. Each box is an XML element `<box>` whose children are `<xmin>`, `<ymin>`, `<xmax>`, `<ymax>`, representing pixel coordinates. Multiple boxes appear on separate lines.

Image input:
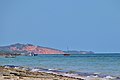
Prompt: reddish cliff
<box><xmin>1</xmin><ymin>43</ymin><xmax>65</xmax><ymax>54</ymax></box>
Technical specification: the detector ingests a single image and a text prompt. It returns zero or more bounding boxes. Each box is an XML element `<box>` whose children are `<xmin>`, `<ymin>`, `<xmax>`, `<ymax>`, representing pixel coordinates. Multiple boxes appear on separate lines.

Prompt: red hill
<box><xmin>0</xmin><ymin>43</ymin><xmax>65</xmax><ymax>54</ymax></box>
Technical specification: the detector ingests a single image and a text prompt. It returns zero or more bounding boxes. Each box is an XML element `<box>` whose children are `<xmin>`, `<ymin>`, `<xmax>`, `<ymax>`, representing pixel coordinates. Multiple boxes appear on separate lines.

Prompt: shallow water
<box><xmin>0</xmin><ymin>54</ymin><xmax>120</xmax><ymax>77</ymax></box>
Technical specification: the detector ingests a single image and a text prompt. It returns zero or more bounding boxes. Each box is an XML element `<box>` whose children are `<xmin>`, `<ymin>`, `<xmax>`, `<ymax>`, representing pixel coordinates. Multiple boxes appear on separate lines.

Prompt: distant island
<box><xmin>0</xmin><ymin>43</ymin><xmax>94</xmax><ymax>56</ymax></box>
<box><xmin>64</xmin><ymin>51</ymin><xmax>94</xmax><ymax>54</ymax></box>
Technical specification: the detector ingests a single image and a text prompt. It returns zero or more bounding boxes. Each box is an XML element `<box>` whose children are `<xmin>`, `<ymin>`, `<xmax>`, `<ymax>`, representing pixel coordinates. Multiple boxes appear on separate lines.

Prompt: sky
<box><xmin>0</xmin><ymin>0</ymin><xmax>120</xmax><ymax>52</ymax></box>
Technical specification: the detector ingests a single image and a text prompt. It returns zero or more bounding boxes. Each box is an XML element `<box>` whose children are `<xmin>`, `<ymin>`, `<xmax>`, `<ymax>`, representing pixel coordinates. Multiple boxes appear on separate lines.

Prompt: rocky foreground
<box><xmin>0</xmin><ymin>66</ymin><xmax>118</xmax><ymax>80</ymax></box>
<box><xmin>0</xmin><ymin>66</ymin><xmax>83</xmax><ymax>80</ymax></box>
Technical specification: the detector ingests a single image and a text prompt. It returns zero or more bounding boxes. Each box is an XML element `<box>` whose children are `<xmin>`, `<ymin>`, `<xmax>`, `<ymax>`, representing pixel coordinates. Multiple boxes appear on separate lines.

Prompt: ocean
<box><xmin>0</xmin><ymin>54</ymin><xmax>120</xmax><ymax>77</ymax></box>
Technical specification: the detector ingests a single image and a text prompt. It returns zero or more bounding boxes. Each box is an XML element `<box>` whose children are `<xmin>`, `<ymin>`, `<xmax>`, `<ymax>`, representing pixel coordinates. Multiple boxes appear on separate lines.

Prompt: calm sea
<box><xmin>0</xmin><ymin>54</ymin><xmax>120</xmax><ymax>77</ymax></box>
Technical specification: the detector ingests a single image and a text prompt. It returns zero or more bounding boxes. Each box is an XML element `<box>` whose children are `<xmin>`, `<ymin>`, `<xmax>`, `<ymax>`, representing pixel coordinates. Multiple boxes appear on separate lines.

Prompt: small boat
<box><xmin>33</xmin><ymin>54</ymin><xmax>38</xmax><ymax>56</ymax></box>
<box><xmin>63</xmin><ymin>54</ymin><xmax>70</xmax><ymax>56</ymax></box>
<box><xmin>63</xmin><ymin>46</ymin><xmax>70</xmax><ymax>56</ymax></box>
<box><xmin>29</xmin><ymin>52</ymin><xmax>38</xmax><ymax>56</ymax></box>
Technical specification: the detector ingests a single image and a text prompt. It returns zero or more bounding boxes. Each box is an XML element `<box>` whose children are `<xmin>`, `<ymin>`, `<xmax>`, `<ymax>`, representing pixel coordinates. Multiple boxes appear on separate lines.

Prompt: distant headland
<box><xmin>64</xmin><ymin>51</ymin><xmax>94</xmax><ymax>54</ymax></box>
<box><xmin>0</xmin><ymin>43</ymin><xmax>94</xmax><ymax>56</ymax></box>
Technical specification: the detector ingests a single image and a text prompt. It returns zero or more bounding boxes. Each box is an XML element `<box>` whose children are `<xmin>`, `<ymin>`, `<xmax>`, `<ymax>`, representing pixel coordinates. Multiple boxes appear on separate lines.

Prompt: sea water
<box><xmin>0</xmin><ymin>54</ymin><xmax>120</xmax><ymax>77</ymax></box>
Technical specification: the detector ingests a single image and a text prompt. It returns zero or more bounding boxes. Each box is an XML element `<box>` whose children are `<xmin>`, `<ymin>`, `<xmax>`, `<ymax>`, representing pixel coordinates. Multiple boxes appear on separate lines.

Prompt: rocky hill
<box><xmin>0</xmin><ymin>43</ymin><xmax>65</xmax><ymax>54</ymax></box>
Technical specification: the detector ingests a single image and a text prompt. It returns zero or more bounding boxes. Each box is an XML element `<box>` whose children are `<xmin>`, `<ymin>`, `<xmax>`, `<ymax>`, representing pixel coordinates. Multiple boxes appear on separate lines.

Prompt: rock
<box><xmin>10</xmin><ymin>71</ymin><xmax>20</xmax><ymax>76</ymax></box>
<box><xmin>3</xmin><ymin>76</ymin><xmax>11</xmax><ymax>79</ymax></box>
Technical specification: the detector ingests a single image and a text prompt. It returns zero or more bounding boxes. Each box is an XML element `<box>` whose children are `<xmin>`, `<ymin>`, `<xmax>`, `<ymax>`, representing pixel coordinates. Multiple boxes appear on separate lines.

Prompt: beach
<box><xmin>0</xmin><ymin>66</ymin><xmax>83</xmax><ymax>80</ymax></box>
<box><xmin>0</xmin><ymin>65</ymin><xmax>118</xmax><ymax>80</ymax></box>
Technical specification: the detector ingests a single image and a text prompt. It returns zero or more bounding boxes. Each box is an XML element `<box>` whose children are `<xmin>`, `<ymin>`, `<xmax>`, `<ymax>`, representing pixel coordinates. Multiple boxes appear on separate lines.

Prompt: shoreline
<box><xmin>0</xmin><ymin>65</ymin><xmax>119</xmax><ymax>80</ymax></box>
<box><xmin>0</xmin><ymin>65</ymin><xmax>84</xmax><ymax>80</ymax></box>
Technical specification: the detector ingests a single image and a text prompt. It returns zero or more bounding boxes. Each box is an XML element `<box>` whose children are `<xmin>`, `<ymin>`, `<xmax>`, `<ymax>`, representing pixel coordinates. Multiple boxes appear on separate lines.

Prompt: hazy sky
<box><xmin>0</xmin><ymin>0</ymin><xmax>120</xmax><ymax>52</ymax></box>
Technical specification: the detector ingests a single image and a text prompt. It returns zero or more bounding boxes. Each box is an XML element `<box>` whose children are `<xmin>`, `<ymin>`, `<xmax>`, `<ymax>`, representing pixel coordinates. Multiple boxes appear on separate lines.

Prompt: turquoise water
<box><xmin>0</xmin><ymin>54</ymin><xmax>120</xmax><ymax>77</ymax></box>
